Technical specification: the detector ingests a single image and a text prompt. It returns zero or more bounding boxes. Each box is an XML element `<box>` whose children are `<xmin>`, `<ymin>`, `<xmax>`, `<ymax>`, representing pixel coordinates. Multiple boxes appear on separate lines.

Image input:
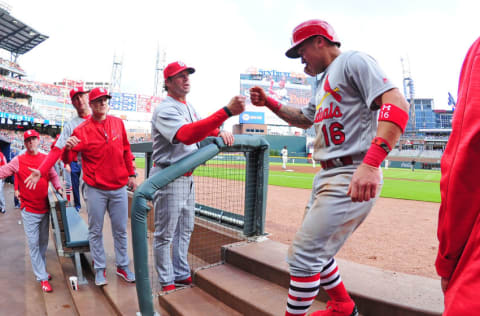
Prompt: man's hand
<box><xmin>441</xmin><ymin>277</ymin><xmax>449</xmax><ymax>294</ymax></box>
<box><xmin>249</xmin><ymin>86</ymin><xmax>268</xmax><ymax>107</ymax></box>
<box><xmin>25</xmin><ymin>168</ymin><xmax>41</xmax><ymax>190</ymax></box>
<box><xmin>347</xmin><ymin>163</ymin><xmax>382</xmax><ymax>202</ymax></box>
<box><xmin>226</xmin><ymin>96</ymin><xmax>246</xmax><ymax>116</ymax></box>
<box><xmin>127</xmin><ymin>176</ymin><xmax>137</xmax><ymax>191</ymax></box>
<box><xmin>219</xmin><ymin>131</ymin><xmax>234</xmax><ymax>146</ymax></box>
<box><xmin>64</xmin><ymin>163</ymin><xmax>71</xmax><ymax>173</ymax></box>
<box><xmin>56</xmin><ymin>187</ymin><xmax>64</xmax><ymax>196</ymax></box>
<box><xmin>14</xmin><ymin>190</ymin><xmax>20</xmax><ymax>199</ymax></box>
<box><xmin>65</xmin><ymin>136</ymin><xmax>81</xmax><ymax>151</ymax></box>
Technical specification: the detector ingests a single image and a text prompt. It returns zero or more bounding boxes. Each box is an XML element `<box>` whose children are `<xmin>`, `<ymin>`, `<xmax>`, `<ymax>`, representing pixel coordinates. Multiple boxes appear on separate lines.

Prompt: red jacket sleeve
<box><xmin>436</xmin><ymin>36</ymin><xmax>480</xmax><ymax>279</ymax></box>
<box><xmin>38</xmin><ymin>146</ymin><xmax>63</xmax><ymax>177</ymax></box>
<box><xmin>175</xmin><ymin>108</ymin><xmax>228</xmax><ymax>145</ymax></box>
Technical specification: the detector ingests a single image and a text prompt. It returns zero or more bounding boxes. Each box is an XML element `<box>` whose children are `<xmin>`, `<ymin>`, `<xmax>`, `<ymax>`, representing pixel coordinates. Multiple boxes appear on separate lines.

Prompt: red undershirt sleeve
<box><xmin>175</xmin><ymin>108</ymin><xmax>228</xmax><ymax>145</ymax></box>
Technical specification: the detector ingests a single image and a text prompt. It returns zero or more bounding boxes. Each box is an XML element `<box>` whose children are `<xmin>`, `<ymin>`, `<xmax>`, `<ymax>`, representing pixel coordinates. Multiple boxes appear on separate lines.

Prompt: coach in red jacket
<box><xmin>436</xmin><ymin>37</ymin><xmax>480</xmax><ymax>315</ymax></box>
<box><xmin>63</xmin><ymin>87</ymin><xmax>137</xmax><ymax>287</ymax></box>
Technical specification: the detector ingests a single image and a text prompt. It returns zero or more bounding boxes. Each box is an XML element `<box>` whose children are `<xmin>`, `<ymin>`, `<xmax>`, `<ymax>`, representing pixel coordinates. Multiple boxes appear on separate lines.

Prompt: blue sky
<box><xmin>8</xmin><ymin>0</ymin><xmax>480</xmax><ymax>118</ymax></box>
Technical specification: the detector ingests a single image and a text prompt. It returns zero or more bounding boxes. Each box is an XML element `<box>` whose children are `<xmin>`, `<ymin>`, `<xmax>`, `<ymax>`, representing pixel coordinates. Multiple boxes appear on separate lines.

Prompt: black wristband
<box><xmin>223</xmin><ymin>106</ymin><xmax>233</xmax><ymax>117</ymax></box>
<box><xmin>129</xmin><ymin>174</ymin><xmax>136</xmax><ymax>178</ymax></box>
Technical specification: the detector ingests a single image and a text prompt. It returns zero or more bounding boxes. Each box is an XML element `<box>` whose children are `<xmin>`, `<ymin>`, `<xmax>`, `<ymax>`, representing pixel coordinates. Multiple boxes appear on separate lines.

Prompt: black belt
<box><xmin>320</xmin><ymin>156</ymin><xmax>353</xmax><ymax>170</ymax></box>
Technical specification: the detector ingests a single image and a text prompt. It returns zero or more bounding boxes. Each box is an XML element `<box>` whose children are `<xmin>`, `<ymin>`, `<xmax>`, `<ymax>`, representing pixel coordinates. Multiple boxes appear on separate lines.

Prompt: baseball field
<box><xmin>135</xmin><ymin>158</ymin><xmax>440</xmax><ymax>203</ymax></box>
<box><xmin>134</xmin><ymin>158</ymin><xmax>440</xmax><ymax>278</ymax></box>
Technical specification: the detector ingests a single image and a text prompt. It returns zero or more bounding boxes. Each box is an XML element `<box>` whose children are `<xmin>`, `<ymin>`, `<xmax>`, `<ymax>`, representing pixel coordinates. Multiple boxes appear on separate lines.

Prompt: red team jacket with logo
<box><xmin>436</xmin><ymin>37</ymin><xmax>480</xmax><ymax>315</ymax></box>
<box><xmin>64</xmin><ymin>115</ymin><xmax>135</xmax><ymax>191</ymax></box>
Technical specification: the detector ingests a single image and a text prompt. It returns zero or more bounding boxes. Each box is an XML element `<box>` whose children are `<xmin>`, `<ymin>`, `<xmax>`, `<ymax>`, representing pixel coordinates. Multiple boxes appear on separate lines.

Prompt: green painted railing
<box><xmin>130</xmin><ymin>135</ymin><xmax>269</xmax><ymax>316</ymax></box>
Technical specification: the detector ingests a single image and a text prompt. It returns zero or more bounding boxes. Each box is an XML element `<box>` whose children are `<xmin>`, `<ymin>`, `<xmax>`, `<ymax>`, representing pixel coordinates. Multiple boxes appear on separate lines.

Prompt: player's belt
<box><xmin>320</xmin><ymin>156</ymin><xmax>353</xmax><ymax>170</ymax></box>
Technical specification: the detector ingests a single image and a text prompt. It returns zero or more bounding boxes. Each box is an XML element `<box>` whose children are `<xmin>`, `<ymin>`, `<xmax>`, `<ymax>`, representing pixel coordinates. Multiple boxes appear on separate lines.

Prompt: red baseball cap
<box><xmin>89</xmin><ymin>87</ymin><xmax>112</xmax><ymax>102</ymax></box>
<box><xmin>24</xmin><ymin>129</ymin><xmax>40</xmax><ymax>141</ymax></box>
<box><xmin>164</xmin><ymin>61</ymin><xmax>195</xmax><ymax>80</ymax></box>
<box><xmin>69</xmin><ymin>86</ymin><xmax>88</xmax><ymax>101</ymax></box>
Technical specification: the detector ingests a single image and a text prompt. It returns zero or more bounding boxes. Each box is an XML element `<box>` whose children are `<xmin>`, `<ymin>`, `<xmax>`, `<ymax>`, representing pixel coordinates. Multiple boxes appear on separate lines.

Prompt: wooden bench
<box><xmin>49</xmin><ymin>188</ymin><xmax>89</xmax><ymax>284</ymax></box>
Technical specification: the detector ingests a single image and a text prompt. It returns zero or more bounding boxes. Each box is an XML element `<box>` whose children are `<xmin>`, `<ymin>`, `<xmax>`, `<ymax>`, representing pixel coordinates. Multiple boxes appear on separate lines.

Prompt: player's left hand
<box><xmin>127</xmin><ymin>176</ymin><xmax>137</xmax><ymax>191</ymax></box>
<box><xmin>56</xmin><ymin>187</ymin><xmax>64</xmax><ymax>196</ymax></box>
<box><xmin>219</xmin><ymin>130</ymin><xmax>234</xmax><ymax>146</ymax></box>
<box><xmin>347</xmin><ymin>163</ymin><xmax>381</xmax><ymax>202</ymax></box>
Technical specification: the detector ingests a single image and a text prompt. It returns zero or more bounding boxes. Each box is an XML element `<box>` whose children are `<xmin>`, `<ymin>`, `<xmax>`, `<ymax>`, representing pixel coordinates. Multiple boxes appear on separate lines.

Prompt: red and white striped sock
<box><xmin>285</xmin><ymin>273</ymin><xmax>321</xmax><ymax>316</ymax></box>
<box><xmin>320</xmin><ymin>258</ymin><xmax>352</xmax><ymax>302</ymax></box>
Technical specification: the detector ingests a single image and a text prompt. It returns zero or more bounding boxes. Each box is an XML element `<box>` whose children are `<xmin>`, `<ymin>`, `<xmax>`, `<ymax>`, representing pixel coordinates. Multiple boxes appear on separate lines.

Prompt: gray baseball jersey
<box><xmin>55</xmin><ymin>116</ymin><xmax>86</xmax><ymax>163</ymax></box>
<box><xmin>55</xmin><ymin>116</ymin><xmax>86</xmax><ymax>149</ymax></box>
<box><xmin>301</xmin><ymin>50</ymin><xmax>396</xmax><ymax>162</ymax></box>
<box><xmin>151</xmin><ymin>96</ymin><xmax>201</xmax><ymax>166</ymax></box>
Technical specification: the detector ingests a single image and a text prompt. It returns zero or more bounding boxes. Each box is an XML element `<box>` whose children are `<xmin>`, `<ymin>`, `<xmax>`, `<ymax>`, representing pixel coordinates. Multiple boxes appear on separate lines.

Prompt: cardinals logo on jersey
<box><xmin>316</xmin><ymin>75</ymin><xmax>342</xmax><ymax>112</ymax></box>
<box><xmin>314</xmin><ymin>75</ymin><xmax>343</xmax><ymax>123</ymax></box>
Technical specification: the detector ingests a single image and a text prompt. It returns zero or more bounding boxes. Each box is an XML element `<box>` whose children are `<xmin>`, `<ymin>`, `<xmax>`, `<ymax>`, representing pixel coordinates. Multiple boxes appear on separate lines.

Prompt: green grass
<box><xmin>382</xmin><ymin>168</ymin><xmax>441</xmax><ymax>182</ymax></box>
<box><xmin>137</xmin><ymin>160</ymin><xmax>441</xmax><ymax>203</ymax></box>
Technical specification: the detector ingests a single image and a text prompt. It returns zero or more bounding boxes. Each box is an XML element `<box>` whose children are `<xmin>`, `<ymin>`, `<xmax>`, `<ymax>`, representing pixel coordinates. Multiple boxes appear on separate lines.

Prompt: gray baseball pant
<box><xmin>85</xmin><ymin>184</ymin><xmax>129</xmax><ymax>270</ymax></box>
<box><xmin>21</xmin><ymin>209</ymin><xmax>49</xmax><ymax>281</ymax></box>
<box><xmin>287</xmin><ymin>164</ymin><xmax>382</xmax><ymax>276</ymax></box>
<box><xmin>152</xmin><ymin>170</ymin><xmax>195</xmax><ymax>287</ymax></box>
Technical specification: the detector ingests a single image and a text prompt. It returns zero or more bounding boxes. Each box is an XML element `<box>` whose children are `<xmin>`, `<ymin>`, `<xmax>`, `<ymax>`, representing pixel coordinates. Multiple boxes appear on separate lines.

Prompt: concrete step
<box><xmin>57</xmin><ymin>254</ymin><xmax>118</xmax><ymax>316</ymax></box>
<box><xmin>159</xmin><ymin>286</ymin><xmax>242</xmax><ymax>316</ymax></box>
<box><xmin>195</xmin><ymin>263</ymin><xmax>327</xmax><ymax>316</ymax></box>
<box><xmin>80</xmin><ymin>211</ymin><xmax>170</xmax><ymax>316</ymax></box>
<box><xmin>43</xmin><ymin>231</ymin><xmax>78</xmax><ymax>316</ymax></box>
<box><xmin>223</xmin><ymin>239</ymin><xmax>443</xmax><ymax>316</ymax></box>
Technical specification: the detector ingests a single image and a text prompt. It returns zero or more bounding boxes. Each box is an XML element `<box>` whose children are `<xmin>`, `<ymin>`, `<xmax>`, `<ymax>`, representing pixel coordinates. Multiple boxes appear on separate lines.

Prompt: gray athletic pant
<box><xmin>21</xmin><ymin>209</ymin><xmax>49</xmax><ymax>281</ymax></box>
<box><xmin>287</xmin><ymin>164</ymin><xmax>382</xmax><ymax>276</ymax></box>
<box><xmin>85</xmin><ymin>184</ymin><xmax>129</xmax><ymax>270</ymax></box>
<box><xmin>152</xmin><ymin>170</ymin><xmax>195</xmax><ymax>286</ymax></box>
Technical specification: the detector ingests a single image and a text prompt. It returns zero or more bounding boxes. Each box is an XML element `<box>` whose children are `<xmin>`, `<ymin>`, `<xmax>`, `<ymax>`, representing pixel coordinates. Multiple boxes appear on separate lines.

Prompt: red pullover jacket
<box><xmin>64</xmin><ymin>115</ymin><xmax>135</xmax><ymax>191</ymax></box>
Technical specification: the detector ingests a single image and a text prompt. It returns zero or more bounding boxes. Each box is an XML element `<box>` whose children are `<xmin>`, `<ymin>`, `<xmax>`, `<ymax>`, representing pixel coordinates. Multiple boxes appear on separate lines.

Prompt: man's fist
<box><xmin>250</xmin><ymin>86</ymin><xmax>267</xmax><ymax>107</ymax></box>
<box><xmin>226</xmin><ymin>96</ymin><xmax>246</xmax><ymax>116</ymax></box>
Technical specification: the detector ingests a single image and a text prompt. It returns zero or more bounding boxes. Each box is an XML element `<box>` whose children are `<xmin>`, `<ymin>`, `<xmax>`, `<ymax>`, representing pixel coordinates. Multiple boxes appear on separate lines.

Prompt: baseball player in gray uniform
<box><xmin>151</xmin><ymin>61</ymin><xmax>245</xmax><ymax>292</ymax></box>
<box><xmin>250</xmin><ymin>20</ymin><xmax>409</xmax><ymax>316</ymax></box>
<box><xmin>25</xmin><ymin>86</ymin><xmax>91</xmax><ymax>195</ymax></box>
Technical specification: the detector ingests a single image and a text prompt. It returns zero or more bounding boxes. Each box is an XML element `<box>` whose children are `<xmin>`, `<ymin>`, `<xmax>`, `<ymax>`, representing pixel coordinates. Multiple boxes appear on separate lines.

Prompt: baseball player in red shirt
<box><xmin>0</xmin><ymin>130</ymin><xmax>62</xmax><ymax>292</ymax></box>
<box><xmin>436</xmin><ymin>36</ymin><xmax>480</xmax><ymax>315</ymax></box>
<box><xmin>63</xmin><ymin>87</ymin><xmax>137</xmax><ymax>286</ymax></box>
<box><xmin>250</xmin><ymin>20</ymin><xmax>409</xmax><ymax>316</ymax></box>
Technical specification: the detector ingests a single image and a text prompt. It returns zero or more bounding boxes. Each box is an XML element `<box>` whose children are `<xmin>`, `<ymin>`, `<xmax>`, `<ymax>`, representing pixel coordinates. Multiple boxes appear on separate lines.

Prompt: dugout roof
<box><xmin>0</xmin><ymin>8</ymin><xmax>48</xmax><ymax>55</ymax></box>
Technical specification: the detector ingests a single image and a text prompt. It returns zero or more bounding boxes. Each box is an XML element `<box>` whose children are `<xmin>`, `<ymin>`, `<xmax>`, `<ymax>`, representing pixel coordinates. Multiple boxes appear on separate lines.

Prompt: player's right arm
<box><xmin>174</xmin><ymin>96</ymin><xmax>246</xmax><ymax>145</ymax></box>
<box><xmin>250</xmin><ymin>86</ymin><xmax>312</xmax><ymax>129</ymax></box>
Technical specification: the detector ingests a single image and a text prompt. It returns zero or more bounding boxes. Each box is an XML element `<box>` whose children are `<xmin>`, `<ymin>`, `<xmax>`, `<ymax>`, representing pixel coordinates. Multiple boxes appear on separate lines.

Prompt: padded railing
<box><xmin>130</xmin><ymin>135</ymin><xmax>269</xmax><ymax>316</ymax></box>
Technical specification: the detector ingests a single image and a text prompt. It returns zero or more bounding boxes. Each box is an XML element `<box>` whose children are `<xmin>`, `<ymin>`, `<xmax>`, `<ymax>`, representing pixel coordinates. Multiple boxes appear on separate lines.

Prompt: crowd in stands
<box><xmin>0</xmin><ymin>58</ymin><xmax>24</xmax><ymax>73</ymax></box>
<box><xmin>0</xmin><ymin>129</ymin><xmax>53</xmax><ymax>156</ymax></box>
<box><xmin>0</xmin><ymin>75</ymin><xmax>67</xmax><ymax>97</ymax></box>
<box><xmin>0</xmin><ymin>97</ymin><xmax>44</xmax><ymax>119</ymax></box>
<box><xmin>129</xmin><ymin>135</ymin><xmax>152</xmax><ymax>143</ymax></box>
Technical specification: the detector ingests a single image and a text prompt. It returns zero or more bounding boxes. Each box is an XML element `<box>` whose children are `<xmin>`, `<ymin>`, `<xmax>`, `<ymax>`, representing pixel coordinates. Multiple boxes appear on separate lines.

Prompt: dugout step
<box><xmin>223</xmin><ymin>239</ymin><xmax>443</xmax><ymax>316</ymax></box>
<box><xmin>158</xmin><ymin>286</ymin><xmax>242</xmax><ymax>316</ymax></box>
<box><xmin>195</xmin><ymin>263</ymin><xmax>328</xmax><ymax>315</ymax></box>
<box><xmin>57</xmin><ymin>254</ymin><xmax>118</xmax><ymax>316</ymax></box>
